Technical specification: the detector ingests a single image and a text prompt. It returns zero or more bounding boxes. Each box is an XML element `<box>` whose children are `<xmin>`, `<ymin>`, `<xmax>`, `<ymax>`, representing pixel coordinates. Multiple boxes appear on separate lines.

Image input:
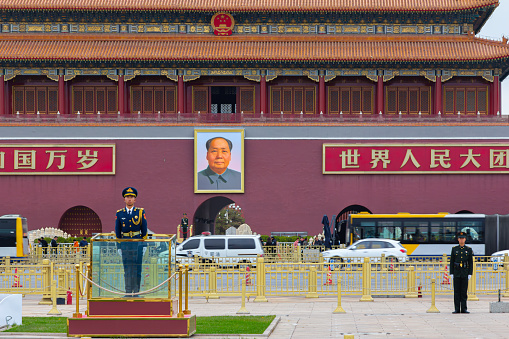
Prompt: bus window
<box><xmin>459</xmin><ymin>221</ymin><xmax>483</xmax><ymax>243</ymax></box>
<box><xmin>0</xmin><ymin>221</ymin><xmax>16</xmax><ymax>247</ymax></box>
<box><xmin>404</xmin><ymin>221</ymin><xmax>428</xmax><ymax>243</ymax></box>
<box><xmin>377</xmin><ymin>227</ymin><xmax>403</xmax><ymax>241</ymax></box>
<box><xmin>377</xmin><ymin>221</ymin><xmax>402</xmax><ymax>241</ymax></box>
<box><xmin>353</xmin><ymin>225</ymin><xmax>375</xmax><ymax>241</ymax></box>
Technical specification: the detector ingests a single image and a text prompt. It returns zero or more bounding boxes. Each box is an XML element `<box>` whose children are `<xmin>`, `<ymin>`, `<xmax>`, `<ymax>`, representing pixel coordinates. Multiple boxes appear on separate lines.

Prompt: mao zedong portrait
<box><xmin>197</xmin><ymin>137</ymin><xmax>241</xmax><ymax>190</ymax></box>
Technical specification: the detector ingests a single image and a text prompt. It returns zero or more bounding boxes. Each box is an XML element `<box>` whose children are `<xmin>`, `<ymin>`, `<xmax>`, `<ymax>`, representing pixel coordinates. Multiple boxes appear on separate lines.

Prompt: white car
<box><xmin>322</xmin><ymin>238</ymin><xmax>407</xmax><ymax>264</ymax></box>
<box><xmin>490</xmin><ymin>249</ymin><xmax>509</xmax><ymax>265</ymax></box>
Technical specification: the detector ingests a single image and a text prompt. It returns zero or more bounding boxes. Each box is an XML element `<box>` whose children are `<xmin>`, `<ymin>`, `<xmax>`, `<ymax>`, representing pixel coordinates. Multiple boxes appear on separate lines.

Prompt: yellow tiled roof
<box><xmin>0</xmin><ymin>0</ymin><xmax>499</xmax><ymax>11</ymax></box>
<box><xmin>1</xmin><ymin>34</ymin><xmax>508</xmax><ymax>62</ymax></box>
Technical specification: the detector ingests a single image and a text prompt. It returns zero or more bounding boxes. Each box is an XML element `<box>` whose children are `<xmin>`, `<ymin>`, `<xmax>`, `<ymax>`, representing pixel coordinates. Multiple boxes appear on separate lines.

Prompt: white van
<box><xmin>175</xmin><ymin>235</ymin><xmax>264</xmax><ymax>263</ymax></box>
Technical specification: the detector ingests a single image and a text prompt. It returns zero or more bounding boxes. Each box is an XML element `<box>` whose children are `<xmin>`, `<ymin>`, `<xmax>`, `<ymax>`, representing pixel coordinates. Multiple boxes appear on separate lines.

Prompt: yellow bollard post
<box><xmin>236</xmin><ymin>277</ymin><xmax>250</xmax><ymax>314</ymax></box>
<box><xmin>503</xmin><ymin>254</ymin><xmax>509</xmax><ymax>297</ymax></box>
<box><xmin>360</xmin><ymin>257</ymin><xmax>373</xmax><ymax>302</ymax></box>
<box><xmin>177</xmin><ymin>265</ymin><xmax>184</xmax><ymax>318</ymax></box>
<box><xmin>47</xmin><ymin>280</ymin><xmax>62</xmax><ymax>315</ymax></box>
<box><xmin>344</xmin><ymin>335</ymin><xmax>354</xmax><ymax>339</ymax></box>
<box><xmin>78</xmin><ymin>262</ymin><xmax>84</xmax><ymax>300</ymax></box>
<box><xmin>254</xmin><ymin>256</ymin><xmax>268</xmax><ymax>302</ymax></box>
<box><xmin>405</xmin><ymin>266</ymin><xmax>418</xmax><ymax>298</ymax></box>
<box><xmin>333</xmin><ymin>276</ymin><xmax>346</xmax><ymax>313</ymax></box>
<box><xmin>73</xmin><ymin>264</ymin><xmax>82</xmax><ymax>318</ymax></box>
<box><xmin>426</xmin><ymin>279</ymin><xmax>440</xmax><ymax>313</ymax></box>
<box><xmin>306</xmin><ymin>265</ymin><xmax>319</xmax><ymax>298</ymax></box>
<box><xmin>39</xmin><ymin>259</ymin><xmax>52</xmax><ymax>305</ymax></box>
<box><xmin>468</xmin><ymin>257</ymin><xmax>479</xmax><ymax>301</ymax></box>
<box><xmin>86</xmin><ymin>263</ymin><xmax>92</xmax><ymax>301</ymax></box>
<box><xmin>184</xmin><ymin>264</ymin><xmax>191</xmax><ymax>315</ymax></box>
<box><xmin>208</xmin><ymin>266</ymin><xmax>219</xmax><ymax>299</ymax></box>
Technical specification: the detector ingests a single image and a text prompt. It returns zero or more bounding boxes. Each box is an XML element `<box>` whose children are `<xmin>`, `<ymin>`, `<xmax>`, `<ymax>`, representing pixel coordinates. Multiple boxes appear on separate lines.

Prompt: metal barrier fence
<box><xmin>0</xmin><ymin>258</ymin><xmax>88</xmax><ymax>304</ymax></box>
<box><xmin>1</xmin><ymin>254</ymin><xmax>509</xmax><ymax>301</ymax></box>
<box><xmin>28</xmin><ymin>245</ymin><xmax>90</xmax><ymax>264</ymax></box>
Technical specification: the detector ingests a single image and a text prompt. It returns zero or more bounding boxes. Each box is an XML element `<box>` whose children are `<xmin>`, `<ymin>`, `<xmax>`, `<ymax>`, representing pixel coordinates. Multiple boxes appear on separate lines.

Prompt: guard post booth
<box><xmin>68</xmin><ymin>233</ymin><xmax>196</xmax><ymax>338</ymax></box>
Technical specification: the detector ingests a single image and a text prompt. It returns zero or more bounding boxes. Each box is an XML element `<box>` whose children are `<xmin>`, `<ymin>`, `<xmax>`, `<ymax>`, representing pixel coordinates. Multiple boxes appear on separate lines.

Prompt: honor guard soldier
<box><xmin>115</xmin><ymin>187</ymin><xmax>148</xmax><ymax>297</ymax></box>
<box><xmin>449</xmin><ymin>231</ymin><xmax>473</xmax><ymax>313</ymax></box>
<box><xmin>181</xmin><ymin>213</ymin><xmax>189</xmax><ymax>241</ymax></box>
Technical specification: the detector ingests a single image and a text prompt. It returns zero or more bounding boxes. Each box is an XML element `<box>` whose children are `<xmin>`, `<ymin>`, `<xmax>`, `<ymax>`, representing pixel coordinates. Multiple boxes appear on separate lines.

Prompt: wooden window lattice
<box><xmin>96</xmin><ymin>88</ymin><xmax>105</xmax><ymax>113</ymax></box>
<box><xmin>305</xmin><ymin>89</ymin><xmax>314</xmax><ymax>113</ymax></box>
<box><xmin>25</xmin><ymin>88</ymin><xmax>35</xmax><ymax>114</ymax></box>
<box><xmin>48</xmin><ymin>89</ymin><xmax>58</xmax><ymax>113</ymax></box>
<box><xmin>193</xmin><ymin>87</ymin><xmax>208</xmax><ymax>113</ymax></box>
<box><xmin>443</xmin><ymin>86</ymin><xmax>489</xmax><ymax>114</ymax></box>
<box><xmin>294</xmin><ymin>88</ymin><xmax>303</xmax><ymax>113</ymax></box>
<box><xmin>73</xmin><ymin>86</ymin><xmax>117</xmax><ymax>114</ymax></box>
<box><xmin>329</xmin><ymin>88</ymin><xmax>339</xmax><ymax>114</ymax></box>
<box><xmin>240</xmin><ymin>87</ymin><xmax>255</xmax><ymax>114</ymax></box>
<box><xmin>272</xmin><ymin>88</ymin><xmax>281</xmax><ymax>112</ymax></box>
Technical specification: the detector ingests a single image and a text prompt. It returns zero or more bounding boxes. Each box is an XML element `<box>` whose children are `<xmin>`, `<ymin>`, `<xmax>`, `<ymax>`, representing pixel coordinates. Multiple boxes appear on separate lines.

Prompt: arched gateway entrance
<box><xmin>58</xmin><ymin>206</ymin><xmax>102</xmax><ymax>237</ymax></box>
<box><xmin>335</xmin><ymin>205</ymin><xmax>372</xmax><ymax>245</ymax></box>
<box><xmin>193</xmin><ymin>197</ymin><xmax>235</xmax><ymax>235</ymax></box>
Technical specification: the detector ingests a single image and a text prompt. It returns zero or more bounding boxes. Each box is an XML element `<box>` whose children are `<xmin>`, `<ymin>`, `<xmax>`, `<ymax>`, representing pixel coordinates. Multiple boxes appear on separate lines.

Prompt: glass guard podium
<box><xmin>89</xmin><ymin>233</ymin><xmax>176</xmax><ymax>299</ymax></box>
<box><xmin>68</xmin><ymin>233</ymin><xmax>197</xmax><ymax>338</ymax></box>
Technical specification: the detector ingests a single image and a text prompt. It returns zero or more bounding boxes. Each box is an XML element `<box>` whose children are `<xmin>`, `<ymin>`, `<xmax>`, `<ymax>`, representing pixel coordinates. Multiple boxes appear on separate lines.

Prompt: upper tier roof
<box><xmin>0</xmin><ymin>0</ymin><xmax>498</xmax><ymax>12</ymax></box>
<box><xmin>1</xmin><ymin>34</ymin><xmax>508</xmax><ymax>65</ymax></box>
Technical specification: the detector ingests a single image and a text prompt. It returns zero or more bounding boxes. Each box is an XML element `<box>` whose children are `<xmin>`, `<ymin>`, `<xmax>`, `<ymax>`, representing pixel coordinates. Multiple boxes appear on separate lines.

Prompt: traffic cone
<box><xmin>389</xmin><ymin>257</ymin><xmax>394</xmax><ymax>271</ymax></box>
<box><xmin>245</xmin><ymin>266</ymin><xmax>252</xmax><ymax>286</ymax></box>
<box><xmin>418</xmin><ymin>285</ymin><xmax>422</xmax><ymax>298</ymax></box>
<box><xmin>12</xmin><ymin>268</ymin><xmax>22</xmax><ymax>287</ymax></box>
<box><xmin>441</xmin><ymin>264</ymin><xmax>451</xmax><ymax>285</ymax></box>
<box><xmin>324</xmin><ymin>265</ymin><xmax>333</xmax><ymax>285</ymax></box>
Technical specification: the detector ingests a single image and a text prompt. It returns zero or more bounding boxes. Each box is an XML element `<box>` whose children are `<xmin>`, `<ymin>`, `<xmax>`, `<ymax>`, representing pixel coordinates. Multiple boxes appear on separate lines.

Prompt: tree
<box><xmin>214</xmin><ymin>204</ymin><xmax>245</xmax><ymax>234</ymax></box>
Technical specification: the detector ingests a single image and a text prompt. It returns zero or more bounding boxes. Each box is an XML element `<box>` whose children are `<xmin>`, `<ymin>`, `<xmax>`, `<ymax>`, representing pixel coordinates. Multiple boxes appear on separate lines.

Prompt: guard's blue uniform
<box><xmin>115</xmin><ymin>187</ymin><xmax>148</xmax><ymax>296</ymax></box>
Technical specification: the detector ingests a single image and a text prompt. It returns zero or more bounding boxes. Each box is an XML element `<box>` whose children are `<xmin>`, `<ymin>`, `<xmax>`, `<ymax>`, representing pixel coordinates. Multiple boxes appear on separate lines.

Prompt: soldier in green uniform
<box><xmin>180</xmin><ymin>213</ymin><xmax>189</xmax><ymax>241</ymax></box>
<box><xmin>449</xmin><ymin>231</ymin><xmax>473</xmax><ymax>313</ymax></box>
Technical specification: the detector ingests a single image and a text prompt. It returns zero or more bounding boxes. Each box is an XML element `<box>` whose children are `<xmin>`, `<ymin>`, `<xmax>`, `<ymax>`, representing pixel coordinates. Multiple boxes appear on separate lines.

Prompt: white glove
<box><xmin>142</xmin><ymin>247</ymin><xmax>147</xmax><ymax>256</ymax></box>
<box><xmin>468</xmin><ymin>275</ymin><xmax>471</xmax><ymax>279</ymax></box>
<box><xmin>450</xmin><ymin>274</ymin><xmax>453</xmax><ymax>278</ymax></box>
<box><xmin>117</xmin><ymin>249</ymin><xmax>122</xmax><ymax>256</ymax></box>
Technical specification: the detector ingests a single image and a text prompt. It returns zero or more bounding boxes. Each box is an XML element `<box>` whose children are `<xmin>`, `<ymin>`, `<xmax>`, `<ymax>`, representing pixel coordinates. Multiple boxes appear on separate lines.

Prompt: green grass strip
<box><xmin>197</xmin><ymin>315</ymin><xmax>276</xmax><ymax>334</ymax></box>
<box><xmin>4</xmin><ymin>315</ymin><xmax>276</xmax><ymax>334</ymax></box>
<box><xmin>4</xmin><ymin>317</ymin><xmax>67</xmax><ymax>333</ymax></box>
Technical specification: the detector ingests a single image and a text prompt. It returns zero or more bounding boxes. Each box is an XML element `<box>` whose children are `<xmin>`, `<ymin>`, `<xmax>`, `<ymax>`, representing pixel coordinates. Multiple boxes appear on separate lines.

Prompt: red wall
<box><xmin>2</xmin><ymin>139</ymin><xmax>508</xmax><ymax>237</ymax></box>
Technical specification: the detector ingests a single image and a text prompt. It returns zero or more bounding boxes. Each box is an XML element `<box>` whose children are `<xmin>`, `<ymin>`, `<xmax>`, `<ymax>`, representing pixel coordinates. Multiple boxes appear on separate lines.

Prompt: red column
<box><xmin>260</xmin><ymin>74</ymin><xmax>266</xmax><ymax>114</ymax></box>
<box><xmin>435</xmin><ymin>76</ymin><xmax>442</xmax><ymax>115</ymax></box>
<box><xmin>178</xmin><ymin>75</ymin><xmax>185</xmax><ymax>113</ymax></box>
<box><xmin>376</xmin><ymin>75</ymin><xmax>384</xmax><ymax>114</ymax></box>
<box><xmin>494</xmin><ymin>75</ymin><xmax>500</xmax><ymax>115</ymax></box>
<box><xmin>0</xmin><ymin>74</ymin><xmax>4</xmax><ymax>115</ymax></box>
<box><xmin>319</xmin><ymin>75</ymin><xmax>325</xmax><ymax>114</ymax></box>
<box><xmin>58</xmin><ymin>72</ymin><xmax>65</xmax><ymax>114</ymax></box>
<box><xmin>118</xmin><ymin>74</ymin><xmax>124</xmax><ymax>114</ymax></box>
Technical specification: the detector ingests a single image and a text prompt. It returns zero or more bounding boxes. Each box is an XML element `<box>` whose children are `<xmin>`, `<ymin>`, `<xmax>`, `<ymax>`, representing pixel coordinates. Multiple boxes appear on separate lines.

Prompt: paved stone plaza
<box><xmin>1</xmin><ymin>294</ymin><xmax>509</xmax><ymax>338</ymax></box>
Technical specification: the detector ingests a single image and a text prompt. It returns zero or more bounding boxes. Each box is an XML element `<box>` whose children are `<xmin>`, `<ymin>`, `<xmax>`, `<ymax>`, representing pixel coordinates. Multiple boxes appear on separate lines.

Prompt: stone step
<box><xmin>68</xmin><ymin>315</ymin><xmax>196</xmax><ymax>337</ymax></box>
<box><xmin>87</xmin><ymin>299</ymin><xmax>175</xmax><ymax>316</ymax></box>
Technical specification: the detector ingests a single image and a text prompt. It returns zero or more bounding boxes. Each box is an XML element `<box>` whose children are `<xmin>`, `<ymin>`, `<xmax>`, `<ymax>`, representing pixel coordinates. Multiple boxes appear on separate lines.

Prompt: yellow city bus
<box><xmin>0</xmin><ymin>215</ymin><xmax>29</xmax><ymax>257</ymax></box>
<box><xmin>347</xmin><ymin>212</ymin><xmax>486</xmax><ymax>256</ymax></box>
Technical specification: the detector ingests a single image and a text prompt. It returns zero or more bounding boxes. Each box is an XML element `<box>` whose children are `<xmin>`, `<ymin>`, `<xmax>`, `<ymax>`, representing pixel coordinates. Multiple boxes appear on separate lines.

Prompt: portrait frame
<box><xmin>194</xmin><ymin>129</ymin><xmax>244</xmax><ymax>193</ymax></box>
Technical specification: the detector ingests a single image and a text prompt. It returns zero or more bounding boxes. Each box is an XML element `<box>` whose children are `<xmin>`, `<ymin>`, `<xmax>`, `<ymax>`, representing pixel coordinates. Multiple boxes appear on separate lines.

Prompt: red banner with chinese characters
<box><xmin>323</xmin><ymin>143</ymin><xmax>509</xmax><ymax>174</ymax></box>
<box><xmin>0</xmin><ymin>144</ymin><xmax>115</xmax><ymax>175</ymax></box>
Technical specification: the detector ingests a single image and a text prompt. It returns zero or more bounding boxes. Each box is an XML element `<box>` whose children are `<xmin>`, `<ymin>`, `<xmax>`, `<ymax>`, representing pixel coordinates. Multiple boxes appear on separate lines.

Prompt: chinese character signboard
<box><xmin>323</xmin><ymin>144</ymin><xmax>509</xmax><ymax>174</ymax></box>
<box><xmin>0</xmin><ymin>144</ymin><xmax>115</xmax><ymax>175</ymax></box>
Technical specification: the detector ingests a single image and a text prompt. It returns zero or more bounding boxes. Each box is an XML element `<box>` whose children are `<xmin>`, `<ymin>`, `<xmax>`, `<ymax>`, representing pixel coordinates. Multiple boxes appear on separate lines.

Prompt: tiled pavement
<box><xmin>1</xmin><ymin>294</ymin><xmax>509</xmax><ymax>338</ymax></box>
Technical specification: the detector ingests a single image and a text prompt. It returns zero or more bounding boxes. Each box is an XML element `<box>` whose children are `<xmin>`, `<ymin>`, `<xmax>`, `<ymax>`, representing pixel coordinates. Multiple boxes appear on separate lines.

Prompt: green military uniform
<box><xmin>449</xmin><ymin>232</ymin><xmax>473</xmax><ymax>313</ymax></box>
<box><xmin>181</xmin><ymin>213</ymin><xmax>189</xmax><ymax>241</ymax></box>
